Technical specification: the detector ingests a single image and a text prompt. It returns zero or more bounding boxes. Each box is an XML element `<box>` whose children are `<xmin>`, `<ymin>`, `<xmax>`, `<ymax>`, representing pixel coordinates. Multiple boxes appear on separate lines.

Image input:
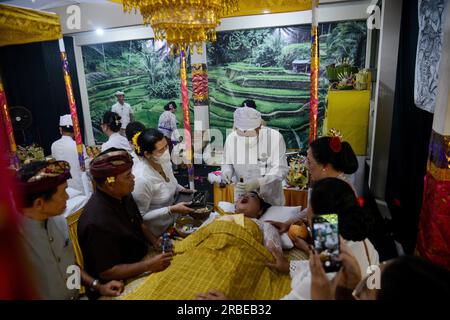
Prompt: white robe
<box><xmin>158</xmin><ymin>111</ymin><xmax>178</xmax><ymax>140</ymax></box>
<box><xmin>111</xmin><ymin>102</ymin><xmax>133</xmax><ymax>129</ymax></box>
<box><xmin>221</xmin><ymin>127</ymin><xmax>289</xmax><ymax>206</ymax></box>
<box><xmin>101</xmin><ymin>132</ymin><xmax>132</xmax><ymax>153</ymax></box>
<box><xmin>51</xmin><ymin>136</ymin><xmax>90</xmax><ymax>195</ymax></box>
<box><xmin>132</xmin><ymin>158</ymin><xmax>184</xmax><ymax>236</ymax></box>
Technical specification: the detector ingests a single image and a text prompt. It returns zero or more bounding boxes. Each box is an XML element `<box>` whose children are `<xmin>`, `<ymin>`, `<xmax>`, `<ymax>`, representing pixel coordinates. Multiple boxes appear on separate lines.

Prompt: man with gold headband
<box><xmin>16</xmin><ymin>160</ymin><xmax>124</xmax><ymax>299</ymax></box>
<box><xmin>77</xmin><ymin>148</ymin><xmax>172</xmax><ymax>299</ymax></box>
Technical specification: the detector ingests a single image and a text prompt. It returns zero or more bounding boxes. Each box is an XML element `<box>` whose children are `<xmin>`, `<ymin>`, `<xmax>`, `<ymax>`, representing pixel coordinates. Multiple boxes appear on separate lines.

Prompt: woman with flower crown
<box><xmin>131</xmin><ymin>128</ymin><xmax>194</xmax><ymax>236</ymax></box>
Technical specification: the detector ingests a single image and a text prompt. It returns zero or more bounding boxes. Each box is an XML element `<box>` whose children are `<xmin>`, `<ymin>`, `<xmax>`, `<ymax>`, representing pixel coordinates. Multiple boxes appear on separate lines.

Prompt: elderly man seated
<box><xmin>77</xmin><ymin>148</ymin><xmax>172</xmax><ymax>299</ymax></box>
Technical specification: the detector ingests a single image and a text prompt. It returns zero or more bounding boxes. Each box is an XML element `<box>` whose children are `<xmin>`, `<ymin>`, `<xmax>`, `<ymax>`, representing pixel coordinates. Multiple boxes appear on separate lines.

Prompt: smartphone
<box><xmin>312</xmin><ymin>213</ymin><xmax>341</xmax><ymax>273</ymax></box>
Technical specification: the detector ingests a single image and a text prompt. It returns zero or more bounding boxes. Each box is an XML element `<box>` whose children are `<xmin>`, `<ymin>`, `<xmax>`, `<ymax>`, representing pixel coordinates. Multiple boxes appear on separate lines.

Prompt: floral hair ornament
<box><xmin>132</xmin><ymin>131</ymin><xmax>142</xmax><ymax>155</ymax></box>
<box><xmin>328</xmin><ymin>129</ymin><xmax>343</xmax><ymax>153</ymax></box>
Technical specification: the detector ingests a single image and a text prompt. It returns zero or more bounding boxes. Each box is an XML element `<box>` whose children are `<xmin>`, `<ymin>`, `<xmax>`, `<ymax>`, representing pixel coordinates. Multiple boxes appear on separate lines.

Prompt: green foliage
<box><xmin>148</xmin><ymin>78</ymin><xmax>180</xmax><ymax>99</ymax></box>
<box><xmin>83</xmin><ymin>22</ymin><xmax>365</xmax><ymax>148</ymax></box>
<box><xmin>326</xmin><ymin>21</ymin><xmax>367</xmax><ymax>67</ymax></box>
<box><xmin>279</xmin><ymin>43</ymin><xmax>311</xmax><ymax>70</ymax></box>
<box><xmin>207</xmin><ymin>29</ymin><xmax>272</xmax><ymax>65</ymax></box>
<box><xmin>252</xmin><ymin>30</ymin><xmax>286</xmax><ymax>67</ymax></box>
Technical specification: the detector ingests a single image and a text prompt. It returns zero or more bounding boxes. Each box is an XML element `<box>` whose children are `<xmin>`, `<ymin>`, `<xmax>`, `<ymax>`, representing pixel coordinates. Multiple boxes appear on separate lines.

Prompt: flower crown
<box><xmin>132</xmin><ymin>131</ymin><xmax>142</xmax><ymax>155</ymax></box>
<box><xmin>328</xmin><ymin>129</ymin><xmax>343</xmax><ymax>153</ymax></box>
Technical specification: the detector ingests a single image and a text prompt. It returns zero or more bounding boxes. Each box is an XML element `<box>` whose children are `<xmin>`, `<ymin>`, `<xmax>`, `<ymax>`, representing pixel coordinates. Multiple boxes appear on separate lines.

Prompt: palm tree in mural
<box><xmin>140</xmin><ymin>40</ymin><xmax>166</xmax><ymax>87</ymax></box>
<box><xmin>138</xmin><ymin>40</ymin><xmax>180</xmax><ymax>99</ymax></box>
<box><xmin>326</xmin><ymin>21</ymin><xmax>367</xmax><ymax>66</ymax></box>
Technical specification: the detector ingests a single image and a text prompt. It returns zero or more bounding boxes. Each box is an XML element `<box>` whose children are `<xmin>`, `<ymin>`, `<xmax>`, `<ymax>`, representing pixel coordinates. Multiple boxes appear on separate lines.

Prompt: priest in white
<box><xmin>111</xmin><ymin>91</ymin><xmax>133</xmax><ymax>137</ymax></box>
<box><xmin>221</xmin><ymin>107</ymin><xmax>288</xmax><ymax>206</ymax></box>
<box><xmin>51</xmin><ymin>114</ymin><xmax>91</xmax><ymax>196</ymax></box>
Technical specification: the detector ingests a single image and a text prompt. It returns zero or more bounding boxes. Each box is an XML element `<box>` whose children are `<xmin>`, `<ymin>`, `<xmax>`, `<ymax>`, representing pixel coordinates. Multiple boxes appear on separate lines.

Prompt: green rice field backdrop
<box><xmin>82</xmin><ymin>21</ymin><xmax>366</xmax><ymax>149</ymax></box>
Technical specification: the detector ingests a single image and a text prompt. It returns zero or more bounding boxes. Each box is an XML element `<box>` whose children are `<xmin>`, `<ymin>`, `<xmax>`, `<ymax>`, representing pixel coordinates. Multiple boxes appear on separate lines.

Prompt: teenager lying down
<box><xmin>124</xmin><ymin>192</ymin><xmax>293</xmax><ymax>300</ymax></box>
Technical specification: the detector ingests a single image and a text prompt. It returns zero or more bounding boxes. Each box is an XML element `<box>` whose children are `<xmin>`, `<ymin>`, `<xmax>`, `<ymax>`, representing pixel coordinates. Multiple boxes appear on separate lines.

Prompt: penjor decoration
<box><xmin>179</xmin><ymin>49</ymin><xmax>195</xmax><ymax>188</ymax></box>
<box><xmin>0</xmin><ymin>78</ymin><xmax>19</xmax><ymax>168</ymax></box>
<box><xmin>59</xmin><ymin>39</ymin><xmax>85</xmax><ymax>171</ymax></box>
<box><xmin>122</xmin><ymin>0</ymin><xmax>238</xmax><ymax>53</ymax></box>
<box><xmin>309</xmin><ymin>0</ymin><xmax>319</xmax><ymax>144</ymax></box>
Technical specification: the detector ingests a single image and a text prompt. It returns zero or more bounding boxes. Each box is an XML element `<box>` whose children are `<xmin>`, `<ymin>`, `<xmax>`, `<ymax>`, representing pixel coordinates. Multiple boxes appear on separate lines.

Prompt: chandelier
<box><xmin>122</xmin><ymin>0</ymin><xmax>239</xmax><ymax>52</ymax></box>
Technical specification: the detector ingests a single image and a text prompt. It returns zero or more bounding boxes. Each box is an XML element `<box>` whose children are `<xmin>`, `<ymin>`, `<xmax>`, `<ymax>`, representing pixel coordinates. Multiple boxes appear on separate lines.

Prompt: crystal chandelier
<box><xmin>122</xmin><ymin>0</ymin><xmax>239</xmax><ymax>52</ymax></box>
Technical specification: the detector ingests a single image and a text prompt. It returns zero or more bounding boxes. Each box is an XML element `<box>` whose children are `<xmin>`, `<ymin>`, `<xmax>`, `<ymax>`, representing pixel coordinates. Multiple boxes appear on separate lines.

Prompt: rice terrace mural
<box><xmin>82</xmin><ymin>21</ymin><xmax>366</xmax><ymax>148</ymax></box>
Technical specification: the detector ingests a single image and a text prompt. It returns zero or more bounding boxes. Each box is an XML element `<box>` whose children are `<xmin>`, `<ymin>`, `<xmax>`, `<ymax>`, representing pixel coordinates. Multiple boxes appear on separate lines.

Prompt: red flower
<box><xmin>330</xmin><ymin>136</ymin><xmax>342</xmax><ymax>153</ymax></box>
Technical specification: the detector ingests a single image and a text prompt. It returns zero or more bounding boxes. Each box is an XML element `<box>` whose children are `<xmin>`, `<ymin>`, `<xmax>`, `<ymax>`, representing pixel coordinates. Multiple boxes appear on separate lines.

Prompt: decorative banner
<box><xmin>192</xmin><ymin>63</ymin><xmax>209</xmax><ymax>106</ymax></box>
<box><xmin>180</xmin><ymin>49</ymin><xmax>195</xmax><ymax>188</ymax></box>
<box><xmin>59</xmin><ymin>40</ymin><xmax>85</xmax><ymax>171</ymax></box>
<box><xmin>417</xmin><ymin>173</ymin><xmax>450</xmax><ymax>270</ymax></box>
<box><xmin>309</xmin><ymin>0</ymin><xmax>319</xmax><ymax>144</ymax></box>
<box><xmin>414</xmin><ymin>0</ymin><xmax>446</xmax><ymax>113</ymax></box>
<box><xmin>0</xmin><ymin>78</ymin><xmax>19</xmax><ymax>168</ymax></box>
<box><xmin>417</xmin><ymin>130</ymin><xmax>450</xmax><ymax>270</ymax></box>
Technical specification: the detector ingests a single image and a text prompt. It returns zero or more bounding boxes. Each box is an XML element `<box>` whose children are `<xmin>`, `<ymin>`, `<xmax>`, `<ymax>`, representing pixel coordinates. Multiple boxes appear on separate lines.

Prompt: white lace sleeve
<box><xmin>289</xmin><ymin>260</ymin><xmax>305</xmax><ymax>279</ymax></box>
<box><xmin>260</xmin><ymin>221</ymin><xmax>283</xmax><ymax>252</ymax></box>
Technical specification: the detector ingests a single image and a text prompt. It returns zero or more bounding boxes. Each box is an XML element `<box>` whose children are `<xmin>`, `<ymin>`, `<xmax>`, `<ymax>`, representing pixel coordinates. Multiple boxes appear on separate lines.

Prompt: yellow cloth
<box><xmin>125</xmin><ymin>217</ymin><xmax>291</xmax><ymax>300</ymax></box>
<box><xmin>0</xmin><ymin>4</ymin><xmax>62</xmax><ymax>47</ymax></box>
<box><xmin>226</xmin><ymin>0</ymin><xmax>315</xmax><ymax>17</ymax></box>
<box><xmin>66</xmin><ymin>208</ymin><xmax>85</xmax><ymax>294</ymax></box>
<box><xmin>217</xmin><ymin>213</ymin><xmax>245</xmax><ymax>226</ymax></box>
<box><xmin>323</xmin><ymin>89</ymin><xmax>371</xmax><ymax>155</ymax></box>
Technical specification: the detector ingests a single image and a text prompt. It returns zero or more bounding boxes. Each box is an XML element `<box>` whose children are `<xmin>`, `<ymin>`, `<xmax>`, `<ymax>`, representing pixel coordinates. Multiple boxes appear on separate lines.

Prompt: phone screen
<box><xmin>312</xmin><ymin>213</ymin><xmax>341</xmax><ymax>273</ymax></box>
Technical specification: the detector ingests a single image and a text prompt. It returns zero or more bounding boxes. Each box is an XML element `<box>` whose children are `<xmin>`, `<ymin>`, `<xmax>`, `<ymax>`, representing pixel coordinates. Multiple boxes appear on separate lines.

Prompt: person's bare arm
<box><xmin>80</xmin><ymin>269</ymin><xmax>124</xmax><ymax>297</ymax></box>
<box><xmin>140</xmin><ymin>222</ymin><xmax>161</xmax><ymax>250</ymax></box>
<box><xmin>100</xmin><ymin>253</ymin><xmax>172</xmax><ymax>281</ymax></box>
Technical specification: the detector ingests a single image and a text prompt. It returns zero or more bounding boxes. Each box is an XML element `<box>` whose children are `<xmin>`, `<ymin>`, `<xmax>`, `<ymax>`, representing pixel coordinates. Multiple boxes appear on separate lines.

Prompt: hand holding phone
<box><xmin>312</xmin><ymin>214</ymin><xmax>341</xmax><ymax>273</ymax></box>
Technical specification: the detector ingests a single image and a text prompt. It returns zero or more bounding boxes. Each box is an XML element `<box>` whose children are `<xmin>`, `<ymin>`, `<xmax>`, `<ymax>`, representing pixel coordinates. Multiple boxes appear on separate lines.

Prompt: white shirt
<box><xmin>221</xmin><ymin>127</ymin><xmax>289</xmax><ymax>206</ymax></box>
<box><xmin>51</xmin><ymin>136</ymin><xmax>90</xmax><ymax>195</ymax></box>
<box><xmin>111</xmin><ymin>102</ymin><xmax>133</xmax><ymax>129</ymax></box>
<box><xmin>132</xmin><ymin>158</ymin><xmax>184</xmax><ymax>236</ymax></box>
<box><xmin>158</xmin><ymin>111</ymin><xmax>178</xmax><ymax>140</ymax></box>
<box><xmin>282</xmin><ymin>239</ymin><xmax>379</xmax><ymax>300</ymax></box>
<box><xmin>101</xmin><ymin>132</ymin><xmax>133</xmax><ymax>153</ymax></box>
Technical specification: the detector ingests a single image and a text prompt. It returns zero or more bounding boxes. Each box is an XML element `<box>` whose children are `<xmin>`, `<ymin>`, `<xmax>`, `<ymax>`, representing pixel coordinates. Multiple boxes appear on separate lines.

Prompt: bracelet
<box><xmin>90</xmin><ymin>279</ymin><xmax>99</xmax><ymax>292</ymax></box>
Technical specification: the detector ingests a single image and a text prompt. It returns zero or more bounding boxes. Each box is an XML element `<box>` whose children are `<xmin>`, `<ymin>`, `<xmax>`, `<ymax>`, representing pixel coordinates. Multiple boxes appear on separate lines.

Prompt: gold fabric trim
<box><xmin>0</xmin><ymin>3</ymin><xmax>62</xmax><ymax>47</ymax></box>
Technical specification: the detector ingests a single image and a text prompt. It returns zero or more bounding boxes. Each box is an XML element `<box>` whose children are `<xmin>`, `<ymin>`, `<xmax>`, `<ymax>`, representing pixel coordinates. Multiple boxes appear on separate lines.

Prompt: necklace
<box><xmin>150</xmin><ymin>161</ymin><xmax>170</xmax><ymax>182</ymax></box>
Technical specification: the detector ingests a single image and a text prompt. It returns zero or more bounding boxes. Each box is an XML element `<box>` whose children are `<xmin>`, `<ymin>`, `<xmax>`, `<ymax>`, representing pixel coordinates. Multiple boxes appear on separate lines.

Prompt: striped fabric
<box><xmin>125</xmin><ymin>218</ymin><xmax>292</xmax><ymax>300</ymax></box>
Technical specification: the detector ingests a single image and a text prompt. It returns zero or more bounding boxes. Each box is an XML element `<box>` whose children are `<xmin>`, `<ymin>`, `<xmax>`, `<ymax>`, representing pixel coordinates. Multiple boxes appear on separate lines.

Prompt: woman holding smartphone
<box><xmin>196</xmin><ymin>178</ymin><xmax>379</xmax><ymax>301</ymax></box>
<box><xmin>272</xmin><ymin>177</ymin><xmax>379</xmax><ymax>300</ymax></box>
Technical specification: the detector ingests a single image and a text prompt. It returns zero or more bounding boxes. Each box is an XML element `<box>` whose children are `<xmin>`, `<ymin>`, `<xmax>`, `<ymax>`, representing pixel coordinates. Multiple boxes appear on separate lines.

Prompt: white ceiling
<box><xmin>0</xmin><ymin>0</ymin><xmax>115</xmax><ymax>11</ymax></box>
